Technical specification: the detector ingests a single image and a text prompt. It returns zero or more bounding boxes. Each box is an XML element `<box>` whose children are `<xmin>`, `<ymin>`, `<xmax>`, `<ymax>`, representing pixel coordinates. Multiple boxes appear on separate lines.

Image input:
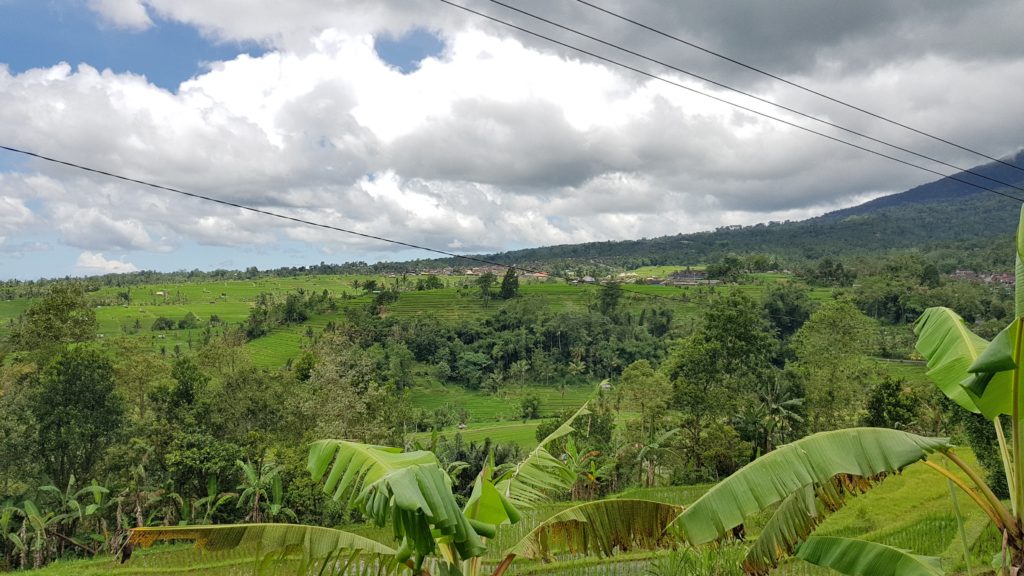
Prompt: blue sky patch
<box><xmin>0</xmin><ymin>1</ymin><xmax>265</xmax><ymax>91</ymax></box>
<box><xmin>374</xmin><ymin>28</ymin><xmax>445</xmax><ymax>74</ymax></box>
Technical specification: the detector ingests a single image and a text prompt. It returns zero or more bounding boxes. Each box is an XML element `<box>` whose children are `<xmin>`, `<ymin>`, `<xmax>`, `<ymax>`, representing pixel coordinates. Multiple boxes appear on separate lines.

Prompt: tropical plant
<box><xmin>668</xmin><ymin>207</ymin><xmax>1024</xmax><ymax>574</ymax></box>
<box><xmin>236</xmin><ymin>459</ymin><xmax>284</xmax><ymax>523</ymax></box>
<box><xmin>562</xmin><ymin>437</ymin><xmax>605</xmax><ymax>500</ymax></box>
<box><xmin>123</xmin><ymin>202</ymin><xmax>1024</xmax><ymax>576</ymax></box>
<box><xmin>125</xmin><ymin>404</ymin><xmax>596</xmax><ymax>575</ymax></box>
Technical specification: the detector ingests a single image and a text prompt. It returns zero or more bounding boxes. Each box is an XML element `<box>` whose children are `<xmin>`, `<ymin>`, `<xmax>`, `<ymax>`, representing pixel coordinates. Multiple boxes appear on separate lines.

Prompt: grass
<box><xmin>406</xmin><ymin>381</ymin><xmax>598</xmax><ymax>422</ymax></box>
<box><xmin>626</xmin><ymin>265</ymin><xmax>705</xmax><ymax>278</ymax></box>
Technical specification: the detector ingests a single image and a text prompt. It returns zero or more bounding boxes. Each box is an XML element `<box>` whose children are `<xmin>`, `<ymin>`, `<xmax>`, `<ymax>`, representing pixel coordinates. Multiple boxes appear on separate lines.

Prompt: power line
<box><xmin>0</xmin><ymin>145</ymin><xmax>521</xmax><ymax>270</ymax></box>
<box><xmin>572</xmin><ymin>0</ymin><xmax>1024</xmax><ymax>177</ymax></box>
<box><xmin>0</xmin><ymin>145</ymin><xmax>638</xmax><ymax>293</ymax></box>
<box><xmin>0</xmin><ymin>144</ymin><xmax>831</xmax><ymax>323</ymax></box>
<box><xmin>438</xmin><ymin>0</ymin><xmax>1024</xmax><ymax>204</ymax></box>
<box><xmin>484</xmin><ymin>0</ymin><xmax>1024</xmax><ymax>196</ymax></box>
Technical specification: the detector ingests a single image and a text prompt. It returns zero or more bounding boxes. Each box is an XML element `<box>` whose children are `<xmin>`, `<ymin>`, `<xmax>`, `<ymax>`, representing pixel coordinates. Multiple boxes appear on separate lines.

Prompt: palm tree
<box><xmin>733</xmin><ymin>377</ymin><xmax>804</xmax><ymax>455</ymax></box>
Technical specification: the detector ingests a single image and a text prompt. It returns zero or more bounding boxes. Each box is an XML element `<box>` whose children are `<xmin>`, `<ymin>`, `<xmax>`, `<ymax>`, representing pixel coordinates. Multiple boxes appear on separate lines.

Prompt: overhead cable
<box><xmin>437</xmin><ymin>0</ymin><xmax>1024</xmax><ymax>203</ymax></box>
<box><xmin>572</xmin><ymin>0</ymin><xmax>1024</xmax><ymax>175</ymax></box>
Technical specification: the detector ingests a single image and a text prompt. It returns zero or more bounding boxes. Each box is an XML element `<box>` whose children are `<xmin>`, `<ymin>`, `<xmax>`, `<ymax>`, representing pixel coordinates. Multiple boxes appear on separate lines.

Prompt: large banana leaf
<box><xmin>495</xmin><ymin>402</ymin><xmax>590</xmax><ymax>508</ymax></box>
<box><xmin>464</xmin><ymin>472</ymin><xmax>521</xmax><ymax>528</ymax></box>
<box><xmin>126</xmin><ymin>523</ymin><xmax>401</xmax><ymax>575</ymax></box>
<box><xmin>364</xmin><ymin>464</ymin><xmax>487</xmax><ymax>566</ymax></box>
<box><xmin>794</xmin><ymin>536</ymin><xmax>944</xmax><ymax>576</ymax></box>
<box><xmin>674</xmin><ymin>428</ymin><xmax>949</xmax><ymax>545</ymax></box>
<box><xmin>307</xmin><ymin>440</ymin><xmax>485</xmax><ymax>569</ymax></box>
<box><xmin>504</xmin><ymin>499</ymin><xmax>684</xmax><ymax>562</ymax></box>
<box><xmin>307</xmin><ymin>440</ymin><xmax>440</xmax><ymax>507</ymax></box>
<box><xmin>742</xmin><ymin>484</ymin><xmax>820</xmax><ymax>575</ymax></box>
<box><xmin>1016</xmin><ymin>206</ymin><xmax>1024</xmax><ymax>317</ymax></box>
<box><xmin>742</xmin><ymin>479</ymin><xmax>860</xmax><ymax>575</ymax></box>
<box><xmin>914</xmin><ymin>307</ymin><xmax>1012</xmax><ymax>418</ymax></box>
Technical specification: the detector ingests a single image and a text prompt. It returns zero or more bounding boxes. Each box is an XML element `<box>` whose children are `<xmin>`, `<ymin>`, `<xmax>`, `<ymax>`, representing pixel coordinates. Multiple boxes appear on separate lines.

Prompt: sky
<box><xmin>1</xmin><ymin>0</ymin><xmax>1023</xmax><ymax>280</ymax></box>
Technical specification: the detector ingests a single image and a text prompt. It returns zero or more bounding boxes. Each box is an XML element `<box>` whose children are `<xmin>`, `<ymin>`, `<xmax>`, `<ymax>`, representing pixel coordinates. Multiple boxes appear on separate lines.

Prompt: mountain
<box><xmin>426</xmin><ymin>150</ymin><xmax>1024</xmax><ymax>271</ymax></box>
<box><xmin>820</xmin><ymin>149</ymin><xmax>1024</xmax><ymax>219</ymax></box>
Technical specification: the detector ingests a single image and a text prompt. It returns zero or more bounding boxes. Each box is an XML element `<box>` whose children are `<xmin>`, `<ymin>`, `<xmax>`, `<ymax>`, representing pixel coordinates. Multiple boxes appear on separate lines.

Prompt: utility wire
<box><xmin>484</xmin><ymin>0</ymin><xmax>1024</xmax><ymax>196</ymax></box>
<box><xmin>573</xmin><ymin>0</ymin><xmax>1024</xmax><ymax>176</ymax></box>
<box><xmin>0</xmin><ymin>144</ymin><xmax>830</xmax><ymax>323</ymax></box>
<box><xmin>0</xmin><ymin>145</ymin><xmax>520</xmax><ymax>270</ymax></box>
<box><xmin>438</xmin><ymin>0</ymin><xmax>1024</xmax><ymax>203</ymax></box>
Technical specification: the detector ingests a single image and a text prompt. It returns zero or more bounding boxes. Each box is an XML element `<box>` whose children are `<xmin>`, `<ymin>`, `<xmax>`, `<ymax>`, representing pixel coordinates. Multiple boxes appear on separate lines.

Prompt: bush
<box><xmin>519</xmin><ymin>394</ymin><xmax>541</xmax><ymax>420</ymax></box>
<box><xmin>151</xmin><ymin>316</ymin><xmax>176</xmax><ymax>330</ymax></box>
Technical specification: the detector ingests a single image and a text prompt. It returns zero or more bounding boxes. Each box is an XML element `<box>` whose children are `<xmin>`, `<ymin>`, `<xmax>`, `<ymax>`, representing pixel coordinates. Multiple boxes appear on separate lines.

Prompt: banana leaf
<box><xmin>914</xmin><ymin>307</ymin><xmax>1012</xmax><ymax>418</ymax></box>
<box><xmin>126</xmin><ymin>523</ymin><xmax>401</xmax><ymax>575</ymax></box>
<box><xmin>742</xmin><ymin>484</ymin><xmax>819</xmax><ymax>575</ymax></box>
<box><xmin>307</xmin><ymin>440</ymin><xmax>440</xmax><ymax>507</ymax></box>
<box><xmin>364</xmin><ymin>464</ymin><xmax>487</xmax><ymax>566</ymax></box>
<box><xmin>505</xmin><ymin>499</ymin><xmax>684</xmax><ymax>562</ymax></box>
<box><xmin>742</xmin><ymin>479</ymin><xmax>860</xmax><ymax>574</ymax></box>
<box><xmin>674</xmin><ymin>428</ymin><xmax>949</xmax><ymax>545</ymax></box>
<box><xmin>307</xmin><ymin>440</ymin><xmax>486</xmax><ymax>569</ymax></box>
<box><xmin>795</xmin><ymin>535</ymin><xmax>944</xmax><ymax>576</ymax></box>
<box><xmin>495</xmin><ymin>402</ymin><xmax>590</xmax><ymax>508</ymax></box>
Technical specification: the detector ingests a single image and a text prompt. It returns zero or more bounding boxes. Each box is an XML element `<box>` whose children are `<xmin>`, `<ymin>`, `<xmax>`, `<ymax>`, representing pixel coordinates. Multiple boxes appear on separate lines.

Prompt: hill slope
<box><xmin>430</xmin><ymin>150</ymin><xmax>1024</xmax><ymax>269</ymax></box>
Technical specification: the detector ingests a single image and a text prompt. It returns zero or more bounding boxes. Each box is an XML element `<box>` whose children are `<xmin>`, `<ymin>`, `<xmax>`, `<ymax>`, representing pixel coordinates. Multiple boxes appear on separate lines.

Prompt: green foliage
<box><xmin>648</xmin><ymin>544</ymin><xmax>745</xmax><ymax>576</ymax></box>
<box><xmin>762</xmin><ymin>283</ymin><xmax>814</xmax><ymax>339</ymax></box>
<box><xmin>9</xmin><ymin>284</ymin><xmax>97</xmax><ymax>352</ymax></box>
<box><xmin>416</xmin><ymin>274</ymin><xmax>445</xmax><ymax>291</ymax></box>
<box><xmin>507</xmin><ymin>499</ymin><xmax>683</xmax><ymax>561</ymax></box>
<box><xmin>126</xmin><ymin>524</ymin><xmax>400</xmax><ymax>575</ymax></box>
<box><xmin>150</xmin><ymin>316</ymin><xmax>176</xmax><ymax>331</ymax></box>
<box><xmin>476</xmin><ymin>272</ymin><xmax>497</xmax><ymax>302</ymax></box>
<box><xmin>33</xmin><ymin>347</ymin><xmax>124</xmax><ymax>489</ymax></box>
<box><xmin>674</xmin><ymin>428</ymin><xmax>950</xmax><ymax>546</ymax></box>
<box><xmin>804</xmin><ymin>257</ymin><xmax>856</xmax><ymax>287</ymax></box>
<box><xmin>791</xmin><ymin>299</ymin><xmax>877</xmax><ymax>431</ymax></box>
<box><xmin>863</xmin><ymin>377</ymin><xmax>918</xmax><ymax>430</ymax></box>
<box><xmin>794</xmin><ymin>536</ymin><xmax>943</xmax><ymax>576</ymax></box>
<box><xmin>500</xmin><ymin>268</ymin><xmax>520</xmax><ymax>300</ymax></box>
<box><xmin>520</xmin><ymin>394</ymin><xmax>541</xmax><ymax>420</ymax></box>
<box><xmin>0</xmin><ymin>363</ymin><xmax>39</xmax><ymax>499</ymax></box>
<box><xmin>596</xmin><ymin>281</ymin><xmax>623</xmax><ymax>315</ymax></box>
<box><xmin>619</xmin><ymin>360</ymin><xmax>670</xmax><ymax>443</ymax></box>
<box><xmin>307</xmin><ymin>440</ymin><xmax>485</xmax><ymax>570</ymax></box>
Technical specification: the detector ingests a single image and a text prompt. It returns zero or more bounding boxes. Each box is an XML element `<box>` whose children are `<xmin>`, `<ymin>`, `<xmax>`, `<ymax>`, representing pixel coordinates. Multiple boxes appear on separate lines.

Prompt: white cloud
<box><xmin>0</xmin><ymin>195</ymin><xmax>33</xmax><ymax>233</ymax></box>
<box><xmin>2</xmin><ymin>2</ymin><xmax>1024</xmax><ymax>278</ymax></box>
<box><xmin>88</xmin><ymin>0</ymin><xmax>154</xmax><ymax>31</ymax></box>
<box><xmin>75</xmin><ymin>251</ymin><xmax>139</xmax><ymax>274</ymax></box>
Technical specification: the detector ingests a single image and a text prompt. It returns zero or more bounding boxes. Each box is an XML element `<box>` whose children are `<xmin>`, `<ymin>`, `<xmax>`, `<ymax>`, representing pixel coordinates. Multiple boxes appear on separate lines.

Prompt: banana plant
<box><xmin>21</xmin><ymin>500</ymin><xmax>58</xmax><ymax>568</ymax></box>
<box><xmin>236</xmin><ymin>459</ymin><xmax>284</xmax><ymax>523</ymax></box>
<box><xmin>125</xmin><ymin>404</ymin><xmax>594</xmax><ymax>574</ymax></box>
<box><xmin>667</xmin><ymin>206</ymin><xmax>1024</xmax><ymax>575</ymax></box>
<box><xmin>195</xmin><ymin>476</ymin><xmax>237</xmax><ymax>524</ymax></box>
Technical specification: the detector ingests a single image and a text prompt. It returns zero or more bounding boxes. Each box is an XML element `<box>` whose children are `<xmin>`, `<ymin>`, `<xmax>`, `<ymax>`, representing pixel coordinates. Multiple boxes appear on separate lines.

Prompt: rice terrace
<box><xmin>3</xmin><ymin>0</ymin><xmax>1024</xmax><ymax>575</ymax></box>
